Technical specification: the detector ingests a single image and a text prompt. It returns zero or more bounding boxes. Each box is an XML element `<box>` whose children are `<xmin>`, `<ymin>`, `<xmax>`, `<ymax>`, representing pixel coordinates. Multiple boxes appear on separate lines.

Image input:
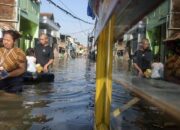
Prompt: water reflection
<box><xmin>0</xmin><ymin>91</ymin><xmax>32</xmax><ymax>130</ymax></box>
<box><xmin>111</xmin><ymin>59</ymin><xmax>180</xmax><ymax>130</ymax></box>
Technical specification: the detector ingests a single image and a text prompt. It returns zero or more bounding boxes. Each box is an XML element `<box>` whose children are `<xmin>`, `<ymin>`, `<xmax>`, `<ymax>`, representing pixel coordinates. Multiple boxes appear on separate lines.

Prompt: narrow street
<box><xmin>0</xmin><ymin>58</ymin><xmax>179</xmax><ymax>130</ymax></box>
<box><xmin>0</xmin><ymin>0</ymin><xmax>180</xmax><ymax>130</ymax></box>
<box><xmin>0</xmin><ymin>58</ymin><xmax>95</xmax><ymax>130</ymax></box>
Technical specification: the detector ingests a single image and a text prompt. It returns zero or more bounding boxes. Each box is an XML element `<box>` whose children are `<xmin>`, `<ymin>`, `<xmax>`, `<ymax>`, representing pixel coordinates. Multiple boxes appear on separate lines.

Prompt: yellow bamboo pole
<box><xmin>95</xmin><ymin>17</ymin><xmax>114</xmax><ymax>130</ymax></box>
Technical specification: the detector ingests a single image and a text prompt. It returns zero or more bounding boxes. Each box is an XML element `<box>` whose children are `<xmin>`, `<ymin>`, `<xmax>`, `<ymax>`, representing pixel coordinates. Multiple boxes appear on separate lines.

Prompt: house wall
<box><xmin>0</xmin><ymin>0</ymin><xmax>17</xmax><ymax>28</ymax></box>
<box><xmin>19</xmin><ymin>0</ymin><xmax>40</xmax><ymax>50</ymax></box>
<box><xmin>146</xmin><ymin>0</ymin><xmax>170</xmax><ymax>62</ymax></box>
<box><xmin>146</xmin><ymin>0</ymin><xmax>170</xmax><ymax>31</ymax></box>
<box><xmin>169</xmin><ymin>0</ymin><xmax>180</xmax><ymax>37</ymax></box>
<box><xmin>19</xmin><ymin>0</ymin><xmax>40</xmax><ymax>24</ymax></box>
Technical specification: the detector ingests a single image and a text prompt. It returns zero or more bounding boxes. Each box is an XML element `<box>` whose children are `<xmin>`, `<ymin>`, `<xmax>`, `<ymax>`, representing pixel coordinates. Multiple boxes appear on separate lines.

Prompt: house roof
<box><xmin>40</xmin><ymin>13</ymin><xmax>54</xmax><ymax>21</ymax></box>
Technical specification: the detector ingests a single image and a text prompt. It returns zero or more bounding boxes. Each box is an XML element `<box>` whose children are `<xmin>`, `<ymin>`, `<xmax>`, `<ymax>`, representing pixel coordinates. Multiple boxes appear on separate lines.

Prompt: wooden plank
<box><xmin>113</xmin><ymin>74</ymin><xmax>180</xmax><ymax>122</ymax></box>
<box><xmin>112</xmin><ymin>97</ymin><xmax>140</xmax><ymax>117</ymax></box>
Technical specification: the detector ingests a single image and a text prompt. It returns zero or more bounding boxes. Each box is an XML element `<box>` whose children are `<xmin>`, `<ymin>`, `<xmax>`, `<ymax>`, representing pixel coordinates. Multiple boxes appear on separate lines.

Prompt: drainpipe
<box><xmin>166</xmin><ymin>14</ymin><xmax>169</xmax><ymax>39</ymax></box>
<box><xmin>169</xmin><ymin>0</ymin><xmax>173</xmax><ymax>37</ymax></box>
<box><xmin>14</xmin><ymin>0</ymin><xmax>19</xmax><ymax>31</ymax></box>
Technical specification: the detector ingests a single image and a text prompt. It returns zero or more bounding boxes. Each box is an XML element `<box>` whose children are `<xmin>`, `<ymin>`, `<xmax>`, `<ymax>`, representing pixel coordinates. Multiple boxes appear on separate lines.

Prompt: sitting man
<box><xmin>133</xmin><ymin>38</ymin><xmax>153</xmax><ymax>77</ymax></box>
<box><xmin>34</xmin><ymin>33</ymin><xmax>54</xmax><ymax>73</ymax></box>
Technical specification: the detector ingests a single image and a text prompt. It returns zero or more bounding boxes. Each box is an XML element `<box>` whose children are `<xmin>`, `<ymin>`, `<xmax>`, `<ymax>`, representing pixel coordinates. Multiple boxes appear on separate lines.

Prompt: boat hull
<box><xmin>23</xmin><ymin>72</ymin><xmax>54</xmax><ymax>83</ymax></box>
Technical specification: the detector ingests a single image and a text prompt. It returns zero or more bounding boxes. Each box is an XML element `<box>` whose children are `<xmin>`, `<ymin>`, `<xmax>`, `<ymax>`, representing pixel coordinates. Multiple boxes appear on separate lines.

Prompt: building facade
<box><xmin>0</xmin><ymin>0</ymin><xmax>40</xmax><ymax>50</ymax></box>
<box><xmin>146</xmin><ymin>0</ymin><xmax>170</xmax><ymax>62</ymax></box>
<box><xmin>124</xmin><ymin>21</ymin><xmax>146</xmax><ymax>54</ymax></box>
<box><xmin>0</xmin><ymin>0</ymin><xmax>18</xmax><ymax>29</ymax></box>
<box><xmin>39</xmin><ymin>13</ymin><xmax>60</xmax><ymax>46</ymax></box>
<box><xmin>39</xmin><ymin>13</ymin><xmax>60</xmax><ymax>58</ymax></box>
<box><xmin>19</xmin><ymin>0</ymin><xmax>40</xmax><ymax>50</ymax></box>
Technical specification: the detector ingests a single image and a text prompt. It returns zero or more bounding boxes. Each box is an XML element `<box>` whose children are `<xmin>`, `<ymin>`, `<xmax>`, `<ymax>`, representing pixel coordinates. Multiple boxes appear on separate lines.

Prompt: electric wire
<box><xmin>46</xmin><ymin>0</ymin><xmax>94</xmax><ymax>25</ymax></box>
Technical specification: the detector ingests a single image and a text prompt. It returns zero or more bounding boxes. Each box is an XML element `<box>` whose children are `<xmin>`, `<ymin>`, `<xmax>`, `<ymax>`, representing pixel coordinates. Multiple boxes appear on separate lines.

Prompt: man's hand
<box><xmin>43</xmin><ymin>65</ymin><xmax>48</xmax><ymax>73</ymax></box>
<box><xmin>43</xmin><ymin>59</ymin><xmax>54</xmax><ymax>73</ymax></box>
<box><xmin>133</xmin><ymin>63</ymin><xmax>144</xmax><ymax>77</ymax></box>
<box><xmin>138</xmin><ymin>70</ymin><xmax>144</xmax><ymax>78</ymax></box>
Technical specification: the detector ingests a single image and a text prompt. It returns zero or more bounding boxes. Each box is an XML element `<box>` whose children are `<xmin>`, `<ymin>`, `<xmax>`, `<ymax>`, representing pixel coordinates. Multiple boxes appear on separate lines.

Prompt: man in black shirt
<box><xmin>133</xmin><ymin>38</ymin><xmax>152</xmax><ymax>77</ymax></box>
<box><xmin>35</xmin><ymin>33</ymin><xmax>54</xmax><ymax>72</ymax></box>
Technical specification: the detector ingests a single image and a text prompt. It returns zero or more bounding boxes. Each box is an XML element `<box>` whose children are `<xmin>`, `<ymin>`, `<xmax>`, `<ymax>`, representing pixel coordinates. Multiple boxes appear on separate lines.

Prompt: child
<box><xmin>26</xmin><ymin>48</ymin><xmax>36</xmax><ymax>73</ymax></box>
<box><xmin>151</xmin><ymin>56</ymin><xmax>164</xmax><ymax>79</ymax></box>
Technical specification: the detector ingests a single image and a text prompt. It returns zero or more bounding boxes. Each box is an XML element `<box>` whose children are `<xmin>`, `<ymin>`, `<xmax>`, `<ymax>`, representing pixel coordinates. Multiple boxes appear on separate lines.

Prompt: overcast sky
<box><xmin>41</xmin><ymin>0</ymin><xmax>95</xmax><ymax>46</ymax></box>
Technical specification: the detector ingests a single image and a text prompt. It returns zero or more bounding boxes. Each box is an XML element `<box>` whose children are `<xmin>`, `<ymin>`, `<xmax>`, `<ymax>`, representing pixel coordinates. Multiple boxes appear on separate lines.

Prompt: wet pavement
<box><xmin>0</xmin><ymin>58</ymin><xmax>179</xmax><ymax>130</ymax></box>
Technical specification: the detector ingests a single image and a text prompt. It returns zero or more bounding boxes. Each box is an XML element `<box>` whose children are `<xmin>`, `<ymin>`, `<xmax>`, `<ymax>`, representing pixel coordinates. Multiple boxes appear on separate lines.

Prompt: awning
<box><xmin>0</xmin><ymin>23</ymin><xmax>15</xmax><ymax>30</ymax></box>
<box><xmin>87</xmin><ymin>0</ymin><xmax>95</xmax><ymax>19</ymax></box>
<box><xmin>90</xmin><ymin>0</ymin><xmax>165</xmax><ymax>42</ymax></box>
<box><xmin>0</xmin><ymin>23</ymin><xmax>20</xmax><ymax>39</ymax></box>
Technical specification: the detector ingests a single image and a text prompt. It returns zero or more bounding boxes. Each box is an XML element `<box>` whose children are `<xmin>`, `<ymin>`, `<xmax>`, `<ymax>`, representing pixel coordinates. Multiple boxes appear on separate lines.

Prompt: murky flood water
<box><xmin>0</xmin><ymin>58</ymin><xmax>179</xmax><ymax>130</ymax></box>
<box><xmin>0</xmin><ymin>58</ymin><xmax>95</xmax><ymax>130</ymax></box>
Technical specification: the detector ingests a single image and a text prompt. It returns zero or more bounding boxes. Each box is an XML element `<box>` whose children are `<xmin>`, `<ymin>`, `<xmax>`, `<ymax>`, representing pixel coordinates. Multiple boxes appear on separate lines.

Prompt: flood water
<box><xmin>0</xmin><ymin>58</ymin><xmax>95</xmax><ymax>130</ymax></box>
<box><xmin>0</xmin><ymin>58</ymin><xmax>179</xmax><ymax>130</ymax></box>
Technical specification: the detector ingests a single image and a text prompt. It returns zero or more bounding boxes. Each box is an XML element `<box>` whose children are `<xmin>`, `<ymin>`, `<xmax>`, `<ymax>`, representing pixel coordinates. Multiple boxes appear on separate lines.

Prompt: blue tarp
<box><xmin>87</xmin><ymin>0</ymin><xmax>95</xmax><ymax>19</ymax></box>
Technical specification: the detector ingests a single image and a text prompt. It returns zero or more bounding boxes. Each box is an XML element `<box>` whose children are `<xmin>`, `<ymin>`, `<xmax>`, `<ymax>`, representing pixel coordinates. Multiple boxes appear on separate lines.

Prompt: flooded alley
<box><xmin>0</xmin><ymin>0</ymin><xmax>180</xmax><ymax>130</ymax></box>
<box><xmin>0</xmin><ymin>58</ymin><xmax>179</xmax><ymax>130</ymax></box>
<box><xmin>0</xmin><ymin>58</ymin><xmax>95</xmax><ymax>130</ymax></box>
